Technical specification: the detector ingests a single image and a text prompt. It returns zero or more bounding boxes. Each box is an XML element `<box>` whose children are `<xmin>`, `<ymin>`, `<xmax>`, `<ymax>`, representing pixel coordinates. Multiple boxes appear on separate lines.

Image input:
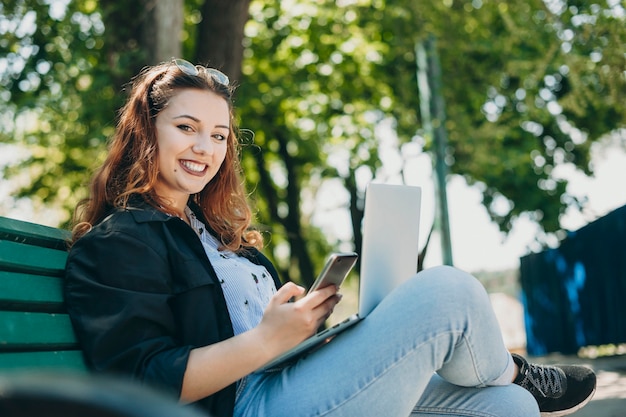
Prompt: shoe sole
<box><xmin>539</xmin><ymin>387</ymin><xmax>596</xmax><ymax>417</ymax></box>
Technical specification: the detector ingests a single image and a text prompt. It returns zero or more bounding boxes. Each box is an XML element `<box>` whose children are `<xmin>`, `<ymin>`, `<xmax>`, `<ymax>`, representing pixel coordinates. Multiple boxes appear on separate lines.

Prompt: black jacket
<box><xmin>64</xmin><ymin>201</ymin><xmax>281</xmax><ymax>417</ymax></box>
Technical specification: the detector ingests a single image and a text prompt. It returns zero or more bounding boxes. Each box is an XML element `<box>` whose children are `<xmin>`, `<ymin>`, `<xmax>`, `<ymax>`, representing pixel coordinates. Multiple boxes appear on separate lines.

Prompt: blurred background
<box><xmin>1</xmin><ymin>1</ymin><xmax>625</xmax><ymax>400</ymax></box>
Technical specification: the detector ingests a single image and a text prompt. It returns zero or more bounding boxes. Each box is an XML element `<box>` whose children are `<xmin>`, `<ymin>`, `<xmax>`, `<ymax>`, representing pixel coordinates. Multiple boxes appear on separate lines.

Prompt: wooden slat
<box><xmin>0</xmin><ymin>240</ymin><xmax>68</xmax><ymax>276</ymax></box>
<box><xmin>0</xmin><ymin>216</ymin><xmax>70</xmax><ymax>250</ymax></box>
<box><xmin>0</xmin><ymin>271</ymin><xmax>64</xmax><ymax>312</ymax></box>
<box><xmin>0</xmin><ymin>311</ymin><xmax>78</xmax><ymax>350</ymax></box>
<box><xmin>0</xmin><ymin>350</ymin><xmax>87</xmax><ymax>371</ymax></box>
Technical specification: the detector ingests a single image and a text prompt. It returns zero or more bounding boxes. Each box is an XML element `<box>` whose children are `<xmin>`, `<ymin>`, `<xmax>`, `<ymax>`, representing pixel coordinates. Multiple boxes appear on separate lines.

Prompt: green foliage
<box><xmin>1</xmin><ymin>0</ymin><xmax>624</xmax><ymax>273</ymax></box>
<box><xmin>0</xmin><ymin>0</ymin><xmax>166</xmax><ymax>225</ymax></box>
<box><xmin>0</xmin><ymin>0</ymin><xmax>120</xmax><ymax>224</ymax></box>
<box><xmin>238</xmin><ymin>0</ymin><xmax>626</xmax><ymax>256</ymax></box>
<box><xmin>238</xmin><ymin>0</ymin><xmax>403</xmax><ymax>281</ymax></box>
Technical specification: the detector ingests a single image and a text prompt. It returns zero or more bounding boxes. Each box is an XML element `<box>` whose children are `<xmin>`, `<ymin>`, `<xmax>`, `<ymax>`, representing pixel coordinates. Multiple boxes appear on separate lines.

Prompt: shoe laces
<box><xmin>519</xmin><ymin>362</ymin><xmax>566</xmax><ymax>399</ymax></box>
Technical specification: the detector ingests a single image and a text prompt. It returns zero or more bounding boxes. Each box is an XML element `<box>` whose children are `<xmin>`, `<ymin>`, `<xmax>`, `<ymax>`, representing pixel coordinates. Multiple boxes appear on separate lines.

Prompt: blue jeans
<box><xmin>235</xmin><ymin>266</ymin><xmax>540</xmax><ymax>417</ymax></box>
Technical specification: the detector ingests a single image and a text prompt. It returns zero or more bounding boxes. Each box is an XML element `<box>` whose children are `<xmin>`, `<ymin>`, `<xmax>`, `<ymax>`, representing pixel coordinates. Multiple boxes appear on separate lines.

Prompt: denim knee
<box><xmin>414</xmin><ymin>265</ymin><xmax>490</xmax><ymax>308</ymax></box>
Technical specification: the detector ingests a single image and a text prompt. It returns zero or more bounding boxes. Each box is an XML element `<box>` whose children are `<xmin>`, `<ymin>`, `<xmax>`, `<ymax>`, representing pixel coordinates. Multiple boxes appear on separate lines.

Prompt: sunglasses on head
<box><xmin>172</xmin><ymin>58</ymin><xmax>230</xmax><ymax>86</ymax></box>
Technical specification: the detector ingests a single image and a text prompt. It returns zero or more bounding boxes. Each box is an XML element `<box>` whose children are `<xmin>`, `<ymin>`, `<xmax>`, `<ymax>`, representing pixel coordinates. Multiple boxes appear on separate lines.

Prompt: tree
<box><xmin>193</xmin><ymin>0</ymin><xmax>251</xmax><ymax>80</ymax></box>
<box><xmin>236</xmin><ymin>0</ymin><xmax>626</xmax><ymax>279</ymax></box>
<box><xmin>0</xmin><ymin>0</ymin><xmax>184</xmax><ymax>225</ymax></box>
<box><xmin>1</xmin><ymin>0</ymin><xmax>625</xmax><ymax>281</ymax></box>
<box><xmin>1</xmin><ymin>0</ymin><xmax>113</xmax><ymax>223</ymax></box>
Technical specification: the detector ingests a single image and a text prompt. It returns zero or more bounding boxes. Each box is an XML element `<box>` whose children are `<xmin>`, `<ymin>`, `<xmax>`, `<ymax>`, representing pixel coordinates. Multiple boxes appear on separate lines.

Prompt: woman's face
<box><xmin>154</xmin><ymin>88</ymin><xmax>230</xmax><ymax>209</ymax></box>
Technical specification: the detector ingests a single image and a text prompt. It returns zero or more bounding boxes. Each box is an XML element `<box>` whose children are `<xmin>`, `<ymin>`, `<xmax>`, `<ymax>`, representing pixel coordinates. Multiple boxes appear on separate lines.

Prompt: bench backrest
<box><xmin>0</xmin><ymin>216</ymin><xmax>87</xmax><ymax>372</ymax></box>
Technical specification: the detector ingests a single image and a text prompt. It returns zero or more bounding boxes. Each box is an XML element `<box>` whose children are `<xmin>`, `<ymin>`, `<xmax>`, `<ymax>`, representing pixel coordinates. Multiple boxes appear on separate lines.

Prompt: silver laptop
<box><xmin>259</xmin><ymin>183</ymin><xmax>422</xmax><ymax>371</ymax></box>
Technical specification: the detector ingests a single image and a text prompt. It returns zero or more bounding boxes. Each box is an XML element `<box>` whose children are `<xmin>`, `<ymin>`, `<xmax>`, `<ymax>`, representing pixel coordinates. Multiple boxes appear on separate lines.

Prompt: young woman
<box><xmin>64</xmin><ymin>59</ymin><xmax>596</xmax><ymax>417</ymax></box>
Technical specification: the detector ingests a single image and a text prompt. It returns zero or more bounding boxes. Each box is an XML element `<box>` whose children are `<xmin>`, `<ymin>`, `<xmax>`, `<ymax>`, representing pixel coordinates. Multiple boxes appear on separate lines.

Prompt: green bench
<box><xmin>0</xmin><ymin>216</ymin><xmax>213</xmax><ymax>416</ymax></box>
<box><xmin>0</xmin><ymin>215</ymin><xmax>86</xmax><ymax>372</ymax></box>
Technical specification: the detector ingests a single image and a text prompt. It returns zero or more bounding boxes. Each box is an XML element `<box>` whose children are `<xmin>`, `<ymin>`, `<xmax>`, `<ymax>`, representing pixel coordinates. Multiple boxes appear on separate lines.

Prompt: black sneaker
<box><xmin>512</xmin><ymin>354</ymin><xmax>596</xmax><ymax>416</ymax></box>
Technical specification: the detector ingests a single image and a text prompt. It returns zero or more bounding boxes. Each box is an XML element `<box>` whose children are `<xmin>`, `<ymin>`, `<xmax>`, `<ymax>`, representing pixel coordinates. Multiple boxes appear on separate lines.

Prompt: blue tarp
<box><xmin>520</xmin><ymin>205</ymin><xmax>626</xmax><ymax>355</ymax></box>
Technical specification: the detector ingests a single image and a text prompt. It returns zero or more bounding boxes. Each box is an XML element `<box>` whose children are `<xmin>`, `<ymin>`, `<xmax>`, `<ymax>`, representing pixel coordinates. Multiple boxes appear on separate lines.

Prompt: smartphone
<box><xmin>307</xmin><ymin>252</ymin><xmax>358</xmax><ymax>294</ymax></box>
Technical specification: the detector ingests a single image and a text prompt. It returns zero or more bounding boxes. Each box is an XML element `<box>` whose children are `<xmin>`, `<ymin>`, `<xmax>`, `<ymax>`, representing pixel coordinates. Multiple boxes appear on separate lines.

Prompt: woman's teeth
<box><xmin>181</xmin><ymin>160</ymin><xmax>206</xmax><ymax>173</ymax></box>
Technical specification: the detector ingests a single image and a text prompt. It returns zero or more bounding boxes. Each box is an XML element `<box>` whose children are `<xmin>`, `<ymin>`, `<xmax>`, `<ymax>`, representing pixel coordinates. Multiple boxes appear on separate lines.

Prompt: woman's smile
<box><xmin>180</xmin><ymin>159</ymin><xmax>209</xmax><ymax>175</ymax></box>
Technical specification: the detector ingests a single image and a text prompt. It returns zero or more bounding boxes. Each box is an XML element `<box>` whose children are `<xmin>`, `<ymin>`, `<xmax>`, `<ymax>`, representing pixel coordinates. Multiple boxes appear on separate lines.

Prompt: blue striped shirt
<box><xmin>186</xmin><ymin>208</ymin><xmax>276</xmax><ymax>336</ymax></box>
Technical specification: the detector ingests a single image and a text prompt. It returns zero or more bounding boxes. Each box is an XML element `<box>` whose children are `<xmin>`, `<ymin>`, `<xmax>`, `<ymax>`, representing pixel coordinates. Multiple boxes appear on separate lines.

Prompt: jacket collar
<box><xmin>126</xmin><ymin>205</ymin><xmax>172</xmax><ymax>224</ymax></box>
<box><xmin>121</xmin><ymin>195</ymin><xmax>210</xmax><ymax>228</ymax></box>
<box><xmin>118</xmin><ymin>195</ymin><xmax>264</xmax><ymax>259</ymax></box>
<box><xmin>120</xmin><ymin>196</ymin><xmax>178</xmax><ymax>224</ymax></box>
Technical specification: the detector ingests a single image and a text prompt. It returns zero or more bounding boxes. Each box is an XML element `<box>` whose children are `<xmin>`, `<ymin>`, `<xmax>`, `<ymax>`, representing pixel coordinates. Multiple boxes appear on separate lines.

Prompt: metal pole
<box><xmin>416</xmin><ymin>35</ymin><xmax>454</xmax><ymax>266</ymax></box>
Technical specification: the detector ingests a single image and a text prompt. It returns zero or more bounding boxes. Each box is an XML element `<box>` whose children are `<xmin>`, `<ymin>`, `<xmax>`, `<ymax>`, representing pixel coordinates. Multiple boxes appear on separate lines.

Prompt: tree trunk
<box><xmin>143</xmin><ymin>0</ymin><xmax>184</xmax><ymax>63</ymax></box>
<box><xmin>99</xmin><ymin>0</ymin><xmax>183</xmax><ymax>91</ymax></box>
<box><xmin>196</xmin><ymin>0</ymin><xmax>251</xmax><ymax>81</ymax></box>
<box><xmin>276</xmin><ymin>130</ymin><xmax>315</xmax><ymax>288</ymax></box>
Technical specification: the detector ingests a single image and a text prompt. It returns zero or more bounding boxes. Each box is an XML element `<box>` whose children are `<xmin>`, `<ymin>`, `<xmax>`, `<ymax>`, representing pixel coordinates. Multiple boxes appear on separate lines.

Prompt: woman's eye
<box><xmin>213</xmin><ymin>133</ymin><xmax>227</xmax><ymax>141</ymax></box>
<box><xmin>177</xmin><ymin>124</ymin><xmax>193</xmax><ymax>132</ymax></box>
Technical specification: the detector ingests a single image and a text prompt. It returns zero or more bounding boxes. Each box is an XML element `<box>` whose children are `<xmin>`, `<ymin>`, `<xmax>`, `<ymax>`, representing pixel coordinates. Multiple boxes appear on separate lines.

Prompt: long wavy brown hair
<box><xmin>70</xmin><ymin>60</ymin><xmax>262</xmax><ymax>252</ymax></box>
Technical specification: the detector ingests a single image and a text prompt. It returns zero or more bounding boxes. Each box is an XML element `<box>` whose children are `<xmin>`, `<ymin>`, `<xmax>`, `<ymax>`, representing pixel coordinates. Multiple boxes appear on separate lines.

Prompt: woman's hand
<box><xmin>256</xmin><ymin>282</ymin><xmax>342</xmax><ymax>356</ymax></box>
<box><xmin>182</xmin><ymin>282</ymin><xmax>342</xmax><ymax>402</ymax></box>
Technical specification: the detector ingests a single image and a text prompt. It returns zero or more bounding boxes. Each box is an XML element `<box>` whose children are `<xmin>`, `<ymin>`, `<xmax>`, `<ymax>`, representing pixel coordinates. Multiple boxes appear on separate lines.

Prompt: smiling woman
<box><xmin>63</xmin><ymin>59</ymin><xmax>596</xmax><ymax>417</ymax></box>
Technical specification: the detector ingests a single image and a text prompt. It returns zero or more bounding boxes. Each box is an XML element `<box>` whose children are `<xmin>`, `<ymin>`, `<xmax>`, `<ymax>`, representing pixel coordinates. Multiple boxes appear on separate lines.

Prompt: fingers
<box><xmin>258</xmin><ymin>283</ymin><xmax>347</xmax><ymax>355</ymax></box>
<box><xmin>272</xmin><ymin>282</ymin><xmax>305</xmax><ymax>305</ymax></box>
<box><xmin>320</xmin><ymin>293</ymin><xmax>343</xmax><ymax>320</ymax></box>
<box><xmin>306</xmin><ymin>284</ymin><xmax>339</xmax><ymax>304</ymax></box>
<box><xmin>272</xmin><ymin>282</ymin><xmax>340</xmax><ymax>313</ymax></box>
<box><xmin>304</xmin><ymin>287</ymin><xmax>342</xmax><ymax>322</ymax></box>
<box><xmin>309</xmin><ymin>285</ymin><xmax>341</xmax><ymax>310</ymax></box>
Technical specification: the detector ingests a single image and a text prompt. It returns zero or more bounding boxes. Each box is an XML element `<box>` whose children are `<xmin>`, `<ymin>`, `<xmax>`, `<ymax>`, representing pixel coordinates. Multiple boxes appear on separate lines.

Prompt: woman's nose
<box><xmin>192</xmin><ymin>134</ymin><xmax>214</xmax><ymax>155</ymax></box>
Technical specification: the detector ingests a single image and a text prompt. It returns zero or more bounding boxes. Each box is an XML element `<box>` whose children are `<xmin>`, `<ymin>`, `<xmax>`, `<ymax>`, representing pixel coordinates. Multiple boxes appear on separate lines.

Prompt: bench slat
<box><xmin>0</xmin><ymin>240</ymin><xmax>68</xmax><ymax>276</ymax></box>
<box><xmin>0</xmin><ymin>350</ymin><xmax>86</xmax><ymax>371</ymax></box>
<box><xmin>0</xmin><ymin>216</ymin><xmax>87</xmax><ymax>372</ymax></box>
<box><xmin>0</xmin><ymin>311</ymin><xmax>78</xmax><ymax>350</ymax></box>
<box><xmin>0</xmin><ymin>271</ymin><xmax>64</xmax><ymax>312</ymax></box>
<box><xmin>0</xmin><ymin>216</ymin><xmax>69</xmax><ymax>250</ymax></box>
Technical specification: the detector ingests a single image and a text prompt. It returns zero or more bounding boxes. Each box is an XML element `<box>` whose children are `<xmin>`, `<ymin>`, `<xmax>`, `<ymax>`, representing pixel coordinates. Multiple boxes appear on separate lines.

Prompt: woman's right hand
<box><xmin>256</xmin><ymin>282</ymin><xmax>342</xmax><ymax>356</ymax></box>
